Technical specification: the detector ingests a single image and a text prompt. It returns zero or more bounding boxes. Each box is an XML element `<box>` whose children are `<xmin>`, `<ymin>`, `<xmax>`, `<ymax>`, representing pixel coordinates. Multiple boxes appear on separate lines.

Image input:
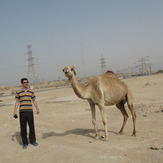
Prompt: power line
<box><xmin>116</xmin><ymin>57</ymin><xmax>152</xmax><ymax>77</ymax></box>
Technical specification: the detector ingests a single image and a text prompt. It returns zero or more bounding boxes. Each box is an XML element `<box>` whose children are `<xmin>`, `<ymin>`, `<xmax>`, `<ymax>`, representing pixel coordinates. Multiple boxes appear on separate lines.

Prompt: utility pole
<box><xmin>100</xmin><ymin>54</ymin><xmax>107</xmax><ymax>74</ymax></box>
<box><xmin>26</xmin><ymin>45</ymin><xmax>39</xmax><ymax>84</ymax></box>
<box><xmin>81</xmin><ymin>43</ymin><xmax>86</xmax><ymax>77</ymax></box>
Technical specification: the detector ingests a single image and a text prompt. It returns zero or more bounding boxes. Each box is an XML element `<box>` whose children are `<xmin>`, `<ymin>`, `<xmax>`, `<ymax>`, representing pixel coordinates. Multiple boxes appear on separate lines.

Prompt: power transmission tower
<box><xmin>138</xmin><ymin>56</ymin><xmax>152</xmax><ymax>75</ymax></box>
<box><xmin>100</xmin><ymin>54</ymin><xmax>107</xmax><ymax>74</ymax></box>
<box><xmin>26</xmin><ymin>45</ymin><xmax>39</xmax><ymax>84</ymax></box>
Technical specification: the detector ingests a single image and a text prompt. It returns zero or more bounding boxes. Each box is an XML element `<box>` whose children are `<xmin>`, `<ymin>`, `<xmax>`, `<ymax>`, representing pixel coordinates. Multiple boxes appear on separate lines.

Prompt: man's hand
<box><xmin>36</xmin><ymin>109</ymin><xmax>40</xmax><ymax>115</ymax></box>
<box><xmin>33</xmin><ymin>100</ymin><xmax>40</xmax><ymax>115</ymax></box>
<box><xmin>13</xmin><ymin>99</ymin><xmax>19</xmax><ymax>117</ymax></box>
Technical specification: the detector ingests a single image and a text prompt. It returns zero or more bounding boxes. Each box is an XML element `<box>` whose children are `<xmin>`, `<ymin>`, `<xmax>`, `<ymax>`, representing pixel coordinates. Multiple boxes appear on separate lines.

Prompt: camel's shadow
<box><xmin>42</xmin><ymin>128</ymin><xmax>118</xmax><ymax>139</ymax></box>
<box><xmin>11</xmin><ymin>131</ymin><xmax>22</xmax><ymax>145</ymax></box>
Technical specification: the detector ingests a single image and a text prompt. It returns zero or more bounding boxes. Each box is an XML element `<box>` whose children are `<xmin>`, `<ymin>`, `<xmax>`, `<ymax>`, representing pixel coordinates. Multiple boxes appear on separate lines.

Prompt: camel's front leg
<box><xmin>89</xmin><ymin>102</ymin><xmax>100</xmax><ymax>139</ymax></box>
<box><xmin>99</xmin><ymin>104</ymin><xmax>108</xmax><ymax>140</ymax></box>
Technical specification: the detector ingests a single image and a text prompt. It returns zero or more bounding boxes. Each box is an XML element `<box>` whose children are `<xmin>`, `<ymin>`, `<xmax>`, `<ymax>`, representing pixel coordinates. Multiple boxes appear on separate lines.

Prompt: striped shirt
<box><xmin>15</xmin><ymin>88</ymin><xmax>36</xmax><ymax>112</ymax></box>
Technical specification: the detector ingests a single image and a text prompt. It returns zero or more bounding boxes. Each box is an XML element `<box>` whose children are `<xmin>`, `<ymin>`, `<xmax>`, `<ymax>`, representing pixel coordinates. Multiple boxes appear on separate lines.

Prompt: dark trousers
<box><xmin>19</xmin><ymin>112</ymin><xmax>36</xmax><ymax>145</ymax></box>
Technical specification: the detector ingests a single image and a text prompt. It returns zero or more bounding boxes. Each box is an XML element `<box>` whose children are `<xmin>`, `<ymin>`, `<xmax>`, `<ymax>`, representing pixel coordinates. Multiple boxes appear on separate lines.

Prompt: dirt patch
<box><xmin>0</xmin><ymin>74</ymin><xmax>163</xmax><ymax>163</ymax></box>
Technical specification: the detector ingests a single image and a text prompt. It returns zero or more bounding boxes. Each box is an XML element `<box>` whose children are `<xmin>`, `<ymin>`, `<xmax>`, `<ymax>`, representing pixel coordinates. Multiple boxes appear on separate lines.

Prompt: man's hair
<box><xmin>21</xmin><ymin>78</ymin><xmax>28</xmax><ymax>84</ymax></box>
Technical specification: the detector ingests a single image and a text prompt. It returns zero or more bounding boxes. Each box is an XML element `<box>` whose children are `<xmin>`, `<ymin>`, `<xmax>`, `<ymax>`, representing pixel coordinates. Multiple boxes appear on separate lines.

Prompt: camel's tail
<box><xmin>126</xmin><ymin>89</ymin><xmax>136</xmax><ymax>135</ymax></box>
<box><xmin>126</xmin><ymin>89</ymin><xmax>136</xmax><ymax>116</ymax></box>
<box><xmin>126</xmin><ymin>89</ymin><xmax>133</xmax><ymax>107</ymax></box>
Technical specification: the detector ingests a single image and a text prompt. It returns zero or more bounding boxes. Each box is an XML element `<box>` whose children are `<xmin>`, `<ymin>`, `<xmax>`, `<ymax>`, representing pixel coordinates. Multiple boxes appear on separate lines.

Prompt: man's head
<box><xmin>21</xmin><ymin>78</ymin><xmax>29</xmax><ymax>88</ymax></box>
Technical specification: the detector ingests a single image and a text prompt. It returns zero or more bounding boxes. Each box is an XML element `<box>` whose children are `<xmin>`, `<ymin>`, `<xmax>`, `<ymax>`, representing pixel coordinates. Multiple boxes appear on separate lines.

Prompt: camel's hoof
<box><xmin>100</xmin><ymin>135</ymin><xmax>109</xmax><ymax>141</ymax></box>
<box><xmin>118</xmin><ymin>132</ymin><xmax>123</xmax><ymax>135</ymax></box>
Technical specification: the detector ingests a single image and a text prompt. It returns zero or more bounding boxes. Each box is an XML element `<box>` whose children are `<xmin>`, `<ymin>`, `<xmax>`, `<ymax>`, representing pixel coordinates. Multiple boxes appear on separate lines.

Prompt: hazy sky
<box><xmin>0</xmin><ymin>0</ymin><xmax>163</xmax><ymax>86</ymax></box>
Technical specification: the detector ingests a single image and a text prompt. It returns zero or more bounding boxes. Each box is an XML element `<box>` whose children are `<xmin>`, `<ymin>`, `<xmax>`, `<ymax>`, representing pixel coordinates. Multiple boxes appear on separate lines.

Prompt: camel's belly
<box><xmin>104</xmin><ymin>101</ymin><xmax>115</xmax><ymax>106</ymax></box>
<box><xmin>104</xmin><ymin>99</ymin><xmax>118</xmax><ymax>106</ymax></box>
<box><xmin>104</xmin><ymin>94</ymin><xmax>126</xmax><ymax>106</ymax></box>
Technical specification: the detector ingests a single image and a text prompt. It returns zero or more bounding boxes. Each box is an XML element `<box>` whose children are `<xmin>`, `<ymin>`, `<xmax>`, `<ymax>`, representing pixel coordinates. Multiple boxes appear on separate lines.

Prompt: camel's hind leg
<box><xmin>126</xmin><ymin>90</ymin><xmax>136</xmax><ymax>136</ymax></box>
<box><xmin>116</xmin><ymin>102</ymin><xmax>129</xmax><ymax>134</ymax></box>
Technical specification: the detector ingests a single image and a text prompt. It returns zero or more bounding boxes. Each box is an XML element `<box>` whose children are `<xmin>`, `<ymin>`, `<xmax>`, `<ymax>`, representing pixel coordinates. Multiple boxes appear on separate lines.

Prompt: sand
<box><xmin>0</xmin><ymin>74</ymin><xmax>163</xmax><ymax>163</ymax></box>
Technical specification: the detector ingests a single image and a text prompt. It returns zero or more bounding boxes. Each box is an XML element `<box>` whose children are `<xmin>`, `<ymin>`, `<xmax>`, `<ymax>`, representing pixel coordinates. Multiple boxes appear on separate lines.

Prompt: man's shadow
<box><xmin>11</xmin><ymin>131</ymin><xmax>22</xmax><ymax>145</ymax></box>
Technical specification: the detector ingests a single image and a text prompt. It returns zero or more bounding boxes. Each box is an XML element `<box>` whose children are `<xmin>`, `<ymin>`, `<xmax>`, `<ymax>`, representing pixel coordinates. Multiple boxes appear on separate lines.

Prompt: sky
<box><xmin>0</xmin><ymin>0</ymin><xmax>163</xmax><ymax>86</ymax></box>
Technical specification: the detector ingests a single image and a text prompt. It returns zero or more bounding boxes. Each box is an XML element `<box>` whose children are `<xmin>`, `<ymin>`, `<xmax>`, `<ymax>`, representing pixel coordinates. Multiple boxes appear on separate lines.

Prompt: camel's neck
<box><xmin>68</xmin><ymin>76</ymin><xmax>89</xmax><ymax>99</ymax></box>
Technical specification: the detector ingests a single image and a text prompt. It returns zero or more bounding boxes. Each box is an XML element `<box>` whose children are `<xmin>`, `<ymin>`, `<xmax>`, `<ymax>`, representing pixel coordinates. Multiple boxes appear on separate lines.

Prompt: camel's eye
<box><xmin>71</xmin><ymin>68</ymin><xmax>74</xmax><ymax>71</ymax></box>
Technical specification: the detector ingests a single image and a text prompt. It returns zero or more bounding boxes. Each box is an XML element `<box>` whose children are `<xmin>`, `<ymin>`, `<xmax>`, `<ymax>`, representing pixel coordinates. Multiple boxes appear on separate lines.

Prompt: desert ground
<box><xmin>0</xmin><ymin>74</ymin><xmax>163</xmax><ymax>163</ymax></box>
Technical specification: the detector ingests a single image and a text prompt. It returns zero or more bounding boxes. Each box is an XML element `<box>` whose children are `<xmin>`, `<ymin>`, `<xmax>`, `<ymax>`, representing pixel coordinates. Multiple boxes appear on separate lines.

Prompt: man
<box><xmin>13</xmin><ymin>78</ymin><xmax>40</xmax><ymax>149</ymax></box>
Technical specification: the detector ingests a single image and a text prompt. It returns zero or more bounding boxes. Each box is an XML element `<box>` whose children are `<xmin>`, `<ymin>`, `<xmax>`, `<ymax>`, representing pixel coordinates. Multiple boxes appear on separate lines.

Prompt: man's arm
<box><xmin>33</xmin><ymin>100</ymin><xmax>40</xmax><ymax>115</ymax></box>
<box><xmin>13</xmin><ymin>99</ymin><xmax>19</xmax><ymax>116</ymax></box>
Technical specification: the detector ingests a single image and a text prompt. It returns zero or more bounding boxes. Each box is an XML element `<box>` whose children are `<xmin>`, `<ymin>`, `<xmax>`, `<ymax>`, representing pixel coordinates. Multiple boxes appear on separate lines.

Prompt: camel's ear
<box><xmin>74</xmin><ymin>70</ymin><xmax>76</xmax><ymax>76</ymax></box>
<box><xmin>72</xmin><ymin>66</ymin><xmax>76</xmax><ymax>75</ymax></box>
<box><xmin>71</xmin><ymin>66</ymin><xmax>75</xmax><ymax>71</ymax></box>
<box><xmin>71</xmin><ymin>66</ymin><xmax>75</xmax><ymax>70</ymax></box>
<box><xmin>70</xmin><ymin>66</ymin><xmax>76</xmax><ymax>75</ymax></box>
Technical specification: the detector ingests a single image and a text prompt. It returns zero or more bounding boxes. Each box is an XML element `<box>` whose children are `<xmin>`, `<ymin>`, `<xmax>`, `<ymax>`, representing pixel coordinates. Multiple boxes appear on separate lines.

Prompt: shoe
<box><xmin>22</xmin><ymin>144</ymin><xmax>28</xmax><ymax>149</ymax></box>
<box><xmin>31</xmin><ymin>142</ymin><xmax>38</xmax><ymax>146</ymax></box>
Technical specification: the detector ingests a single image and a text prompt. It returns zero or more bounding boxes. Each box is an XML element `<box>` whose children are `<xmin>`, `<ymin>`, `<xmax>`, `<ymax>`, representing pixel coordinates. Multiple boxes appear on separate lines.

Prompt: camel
<box><xmin>63</xmin><ymin>66</ymin><xmax>136</xmax><ymax>140</ymax></box>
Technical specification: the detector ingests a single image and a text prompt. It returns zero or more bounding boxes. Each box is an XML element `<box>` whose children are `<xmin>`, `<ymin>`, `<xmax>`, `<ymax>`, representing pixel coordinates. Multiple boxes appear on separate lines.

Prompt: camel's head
<box><xmin>63</xmin><ymin>66</ymin><xmax>76</xmax><ymax>78</ymax></box>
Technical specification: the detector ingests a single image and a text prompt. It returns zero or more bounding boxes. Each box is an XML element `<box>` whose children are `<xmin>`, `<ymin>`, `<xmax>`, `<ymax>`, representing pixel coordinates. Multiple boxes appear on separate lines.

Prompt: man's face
<box><xmin>22</xmin><ymin>80</ymin><xmax>29</xmax><ymax>88</ymax></box>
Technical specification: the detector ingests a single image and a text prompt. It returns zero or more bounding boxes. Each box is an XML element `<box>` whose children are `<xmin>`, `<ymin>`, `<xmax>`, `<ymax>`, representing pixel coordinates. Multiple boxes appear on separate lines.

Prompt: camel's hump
<box><xmin>105</xmin><ymin>70</ymin><xmax>115</xmax><ymax>74</ymax></box>
<box><xmin>104</xmin><ymin>70</ymin><xmax>118</xmax><ymax>78</ymax></box>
